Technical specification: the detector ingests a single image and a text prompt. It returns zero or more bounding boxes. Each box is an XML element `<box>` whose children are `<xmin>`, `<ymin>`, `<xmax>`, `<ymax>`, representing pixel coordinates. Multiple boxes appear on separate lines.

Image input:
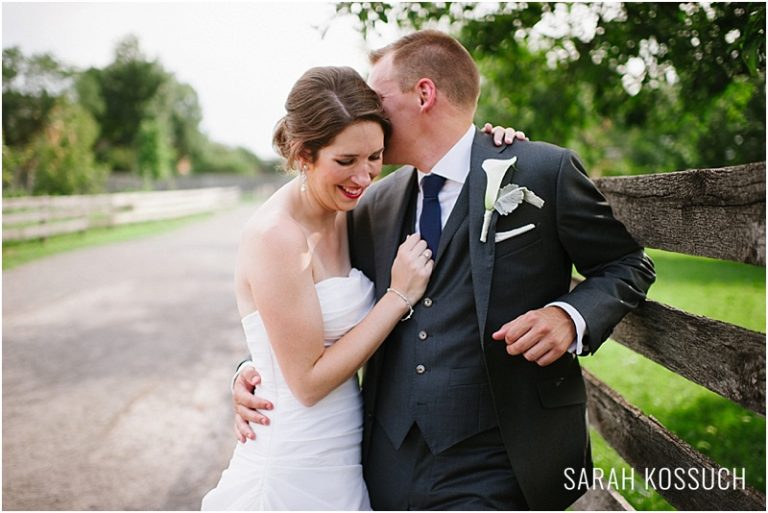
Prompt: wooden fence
<box><xmin>2</xmin><ymin>187</ymin><xmax>240</xmax><ymax>242</ymax></box>
<box><xmin>571</xmin><ymin>162</ymin><xmax>766</xmax><ymax>511</ymax></box>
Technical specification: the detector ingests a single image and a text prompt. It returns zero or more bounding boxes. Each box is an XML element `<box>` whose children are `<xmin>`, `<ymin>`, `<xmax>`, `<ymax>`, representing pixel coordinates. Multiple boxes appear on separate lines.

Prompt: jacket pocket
<box><xmin>494</xmin><ymin>227</ymin><xmax>542</xmax><ymax>260</ymax></box>
<box><xmin>536</xmin><ymin>372</ymin><xmax>587</xmax><ymax>408</ymax></box>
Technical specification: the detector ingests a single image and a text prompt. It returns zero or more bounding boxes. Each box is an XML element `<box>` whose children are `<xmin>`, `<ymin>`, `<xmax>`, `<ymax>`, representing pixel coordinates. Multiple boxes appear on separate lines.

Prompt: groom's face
<box><xmin>368</xmin><ymin>53</ymin><xmax>419</xmax><ymax>166</ymax></box>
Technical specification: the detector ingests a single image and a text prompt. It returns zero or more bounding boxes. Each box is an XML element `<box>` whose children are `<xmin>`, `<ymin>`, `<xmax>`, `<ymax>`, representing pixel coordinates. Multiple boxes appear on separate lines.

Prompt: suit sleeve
<box><xmin>553</xmin><ymin>150</ymin><xmax>656</xmax><ymax>354</ymax></box>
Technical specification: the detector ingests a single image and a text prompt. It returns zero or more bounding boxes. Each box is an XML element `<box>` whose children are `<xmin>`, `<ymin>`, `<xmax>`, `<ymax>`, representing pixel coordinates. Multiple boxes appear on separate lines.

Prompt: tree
<box><xmin>4</xmin><ymin>36</ymin><xmax>264</xmax><ymax>196</ymax></box>
<box><xmin>2</xmin><ymin>48</ymin><xmax>106</xmax><ymax>194</ymax></box>
<box><xmin>152</xmin><ymin>77</ymin><xmax>205</xmax><ymax>167</ymax></box>
<box><xmin>2</xmin><ymin>47</ymin><xmax>71</xmax><ymax>147</ymax></box>
<box><xmin>135</xmin><ymin>116</ymin><xmax>174</xmax><ymax>182</ymax></box>
<box><xmin>75</xmin><ymin>35</ymin><xmax>214</xmax><ymax>176</ymax></box>
<box><xmin>194</xmin><ymin>140</ymin><xmax>265</xmax><ymax>175</ymax></box>
<box><xmin>93</xmin><ymin>35</ymin><xmax>167</xmax><ymax>147</ymax></box>
<box><xmin>29</xmin><ymin>100</ymin><xmax>107</xmax><ymax>195</ymax></box>
<box><xmin>337</xmin><ymin>2</ymin><xmax>766</xmax><ymax>174</ymax></box>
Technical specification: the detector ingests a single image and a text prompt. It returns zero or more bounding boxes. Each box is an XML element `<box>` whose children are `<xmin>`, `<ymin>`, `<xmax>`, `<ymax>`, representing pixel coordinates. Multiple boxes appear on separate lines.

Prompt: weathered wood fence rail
<box><xmin>572</xmin><ymin>162</ymin><xmax>766</xmax><ymax>511</ymax></box>
<box><xmin>2</xmin><ymin>187</ymin><xmax>241</xmax><ymax>242</ymax></box>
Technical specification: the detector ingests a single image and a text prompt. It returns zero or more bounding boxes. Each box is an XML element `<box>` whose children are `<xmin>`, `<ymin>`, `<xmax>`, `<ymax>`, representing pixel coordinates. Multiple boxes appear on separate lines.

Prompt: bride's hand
<box><xmin>483</xmin><ymin>123</ymin><xmax>528</xmax><ymax>146</ymax></box>
<box><xmin>390</xmin><ymin>234</ymin><xmax>434</xmax><ymax>306</ymax></box>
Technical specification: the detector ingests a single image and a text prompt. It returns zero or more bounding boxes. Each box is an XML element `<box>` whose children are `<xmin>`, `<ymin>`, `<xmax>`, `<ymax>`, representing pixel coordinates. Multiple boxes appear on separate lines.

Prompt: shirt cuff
<box><xmin>231</xmin><ymin>360</ymin><xmax>256</xmax><ymax>393</ymax></box>
<box><xmin>547</xmin><ymin>301</ymin><xmax>588</xmax><ymax>355</ymax></box>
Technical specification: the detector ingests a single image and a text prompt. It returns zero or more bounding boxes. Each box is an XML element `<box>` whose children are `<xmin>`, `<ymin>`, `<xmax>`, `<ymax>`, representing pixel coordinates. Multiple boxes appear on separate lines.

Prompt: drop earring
<box><xmin>300</xmin><ymin>165</ymin><xmax>308</xmax><ymax>193</ymax></box>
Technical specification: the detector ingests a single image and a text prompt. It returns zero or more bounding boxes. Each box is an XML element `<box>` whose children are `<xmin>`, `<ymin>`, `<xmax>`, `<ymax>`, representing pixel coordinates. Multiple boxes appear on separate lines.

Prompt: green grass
<box><xmin>2</xmin><ymin>213</ymin><xmax>213</xmax><ymax>270</ymax></box>
<box><xmin>583</xmin><ymin>248</ymin><xmax>766</xmax><ymax>509</ymax></box>
<box><xmin>642</xmin><ymin>249</ymin><xmax>765</xmax><ymax>332</ymax></box>
<box><xmin>589</xmin><ymin>428</ymin><xmax>674</xmax><ymax>510</ymax></box>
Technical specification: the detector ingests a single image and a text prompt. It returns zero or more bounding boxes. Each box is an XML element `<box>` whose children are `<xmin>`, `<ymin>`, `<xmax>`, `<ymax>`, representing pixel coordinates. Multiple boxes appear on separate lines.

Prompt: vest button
<box><xmin>418</xmin><ymin>330</ymin><xmax>428</xmax><ymax>341</ymax></box>
<box><xmin>423</xmin><ymin>297</ymin><xmax>433</xmax><ymax>307</ymax></box>
<box><xmin>416</xmin><ymin>364</ymin><xmax>426</xmax><ymax>375</ymax></box>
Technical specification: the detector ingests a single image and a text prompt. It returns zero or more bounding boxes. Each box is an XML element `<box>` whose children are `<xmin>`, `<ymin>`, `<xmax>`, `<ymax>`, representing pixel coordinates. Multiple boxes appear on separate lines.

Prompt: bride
<box><xmin>201</xmin><ymin>66</ymin><xmax>434</xmax><ymax>510</ymax></box>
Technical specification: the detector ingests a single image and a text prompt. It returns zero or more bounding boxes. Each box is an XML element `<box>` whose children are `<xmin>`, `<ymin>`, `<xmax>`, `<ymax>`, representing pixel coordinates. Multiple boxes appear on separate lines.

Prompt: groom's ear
<box><xmin>415</xmin><ymin>78</ymin><xmax>437</xmax><ymax>111</ymax></box>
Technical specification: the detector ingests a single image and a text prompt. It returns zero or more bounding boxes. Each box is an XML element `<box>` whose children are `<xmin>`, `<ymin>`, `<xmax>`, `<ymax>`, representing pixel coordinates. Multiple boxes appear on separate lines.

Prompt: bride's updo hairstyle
<box><xmin>273</xmin><ymin>66</ymin><xmax>391</xmax><ymax>171</ymax></box>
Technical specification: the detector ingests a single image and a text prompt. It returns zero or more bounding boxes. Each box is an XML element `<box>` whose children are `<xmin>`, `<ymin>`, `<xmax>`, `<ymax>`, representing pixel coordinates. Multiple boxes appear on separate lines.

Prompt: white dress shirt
<box><xmin>414</xmin><ymin>124</ymin><xmax>476</xmax><ymax>233</ymax></box>
<box><xmin>414</xmin><ymin>124</ymin><xmax>587</xmax><ymax>355</ymax></box>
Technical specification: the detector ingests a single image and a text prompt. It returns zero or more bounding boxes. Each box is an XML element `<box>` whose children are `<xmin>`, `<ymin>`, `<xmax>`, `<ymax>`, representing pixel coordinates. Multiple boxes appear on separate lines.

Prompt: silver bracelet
<box><xmin>386</xmin><ymin>287</ymin><xmax>414</xmax><ymax>321</ymax></box>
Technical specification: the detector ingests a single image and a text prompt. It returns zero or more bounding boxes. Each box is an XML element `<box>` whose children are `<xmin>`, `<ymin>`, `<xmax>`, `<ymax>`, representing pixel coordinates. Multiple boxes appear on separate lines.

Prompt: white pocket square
<box><xmin>495</xmin><ymin>223</ymin><xmax>536</xmax><ymax>243</ymax></box>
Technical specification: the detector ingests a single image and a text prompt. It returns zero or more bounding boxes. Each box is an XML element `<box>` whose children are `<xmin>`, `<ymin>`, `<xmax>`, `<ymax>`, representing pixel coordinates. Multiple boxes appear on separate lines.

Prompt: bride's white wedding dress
<box><xmin>201</xmin><ymin>268</ymin><xmax>375</xmax><ymax>511</ymax></box>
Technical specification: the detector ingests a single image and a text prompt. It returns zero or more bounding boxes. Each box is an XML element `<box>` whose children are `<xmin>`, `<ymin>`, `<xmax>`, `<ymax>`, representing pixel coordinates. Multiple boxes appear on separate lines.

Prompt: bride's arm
<box><xmin>243</xmin><ymin>222</ymin><xmax>431</xmax><ymax>407</ymax></box>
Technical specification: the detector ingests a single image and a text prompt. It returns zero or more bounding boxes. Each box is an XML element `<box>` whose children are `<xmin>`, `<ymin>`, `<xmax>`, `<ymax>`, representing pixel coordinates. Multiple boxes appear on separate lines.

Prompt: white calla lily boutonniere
<box><xmin>480</xmin><ymin>157</ymin><xmax>545</xmax><ymax>242</ymax></box>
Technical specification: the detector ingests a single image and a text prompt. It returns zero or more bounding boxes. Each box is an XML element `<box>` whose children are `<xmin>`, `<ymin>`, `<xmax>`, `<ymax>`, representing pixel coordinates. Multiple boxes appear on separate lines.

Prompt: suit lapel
<box><xmin>373</xmin><ymin>167</ymin><xmax>418</xmax><ymax>298</ymax></box>
<box><xmin>468</xmin><ymin>132</ymin><xmax>515</xmax><ymax>341</ymax></box>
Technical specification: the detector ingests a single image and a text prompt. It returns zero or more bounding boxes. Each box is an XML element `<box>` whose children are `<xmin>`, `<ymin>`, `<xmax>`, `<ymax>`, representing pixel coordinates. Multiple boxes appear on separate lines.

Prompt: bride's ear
<box><xmin>297</xmin><ymin>149</ymin><xmax>314</xmax><ymax>172</ymax></box>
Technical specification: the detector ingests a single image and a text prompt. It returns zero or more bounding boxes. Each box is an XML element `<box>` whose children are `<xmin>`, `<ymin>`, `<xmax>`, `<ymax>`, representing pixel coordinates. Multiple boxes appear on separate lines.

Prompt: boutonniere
<box><xmin>480</xmin><ymin>157</ymin><xmax>545</xmax><ymax>242</ymax></box>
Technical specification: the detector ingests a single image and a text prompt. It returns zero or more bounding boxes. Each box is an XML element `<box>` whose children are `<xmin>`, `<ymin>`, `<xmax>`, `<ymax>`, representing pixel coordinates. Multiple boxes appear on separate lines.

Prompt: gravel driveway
<box><xmin>3</xmin><ymin>205</ymin><xmax>256</xmax><ymax>510</ymax></box>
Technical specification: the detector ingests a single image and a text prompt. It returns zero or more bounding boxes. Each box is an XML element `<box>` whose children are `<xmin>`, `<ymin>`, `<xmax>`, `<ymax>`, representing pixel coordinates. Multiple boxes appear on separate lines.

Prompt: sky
<box><xmin>2</xmin><ymin>1</ymin><xmax>404</xmax><ymax>160</ymax></box>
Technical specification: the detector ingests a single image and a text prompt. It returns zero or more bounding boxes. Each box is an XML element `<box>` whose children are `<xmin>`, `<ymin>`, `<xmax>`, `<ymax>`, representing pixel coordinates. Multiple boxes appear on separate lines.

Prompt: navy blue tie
<box><xmin>420</xmin><ymin>174</ymin><xmax>447</xmax><ymax>258</ymax></box>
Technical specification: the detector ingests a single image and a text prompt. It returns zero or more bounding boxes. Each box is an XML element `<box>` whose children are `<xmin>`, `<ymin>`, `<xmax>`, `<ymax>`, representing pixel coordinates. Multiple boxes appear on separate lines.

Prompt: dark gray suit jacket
<box><xmin>348</xmin><ymin>132</ymin><xmax>655</xmax><ymax>509</ymax></box>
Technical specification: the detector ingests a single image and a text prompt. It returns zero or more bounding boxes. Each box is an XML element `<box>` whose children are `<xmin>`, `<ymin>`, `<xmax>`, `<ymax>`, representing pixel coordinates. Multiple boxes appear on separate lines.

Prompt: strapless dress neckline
<box><xmin>241</xmin><ymin>268</ymin><xmax>367</xmax><ymax>325</ymax></box>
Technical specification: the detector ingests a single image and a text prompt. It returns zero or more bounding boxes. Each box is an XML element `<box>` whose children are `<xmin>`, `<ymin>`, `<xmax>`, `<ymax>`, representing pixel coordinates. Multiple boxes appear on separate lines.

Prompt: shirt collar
<box><xmin>417</xmin><ymin>124</ymin><xmax>476</xmax><ymax>186</ymax></box>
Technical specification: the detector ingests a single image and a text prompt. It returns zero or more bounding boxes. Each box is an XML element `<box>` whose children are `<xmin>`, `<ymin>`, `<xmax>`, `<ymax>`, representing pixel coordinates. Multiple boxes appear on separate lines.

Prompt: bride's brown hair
<box><xmin>273</xmin><ymin>66</ymin><xmax>391</xmax><ymax>171</ymax></box>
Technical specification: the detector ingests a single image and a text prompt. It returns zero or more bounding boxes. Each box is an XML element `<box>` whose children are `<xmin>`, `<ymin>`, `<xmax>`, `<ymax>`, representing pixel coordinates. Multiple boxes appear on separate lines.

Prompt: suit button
<box><xmin>416</xmin><ymin>364</ymin><xmax>426</xmax><ymax>375</ymax></box>
<box><xmin>423</xmin><ymin>297</ymin><xmax>433</xmax><ymax>307</ymax></box>
<box><xmin>418</xmin><ymin>330</ymin><xmax>428</xmax><ymax>341</ymax></box>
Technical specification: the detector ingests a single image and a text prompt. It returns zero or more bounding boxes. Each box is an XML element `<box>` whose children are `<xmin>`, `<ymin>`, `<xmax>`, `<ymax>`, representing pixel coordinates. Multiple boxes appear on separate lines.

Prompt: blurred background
<box><xmin>2</xmin><ymin>2</ymin><xmax>765</xmax><ymax>510</ymax></box>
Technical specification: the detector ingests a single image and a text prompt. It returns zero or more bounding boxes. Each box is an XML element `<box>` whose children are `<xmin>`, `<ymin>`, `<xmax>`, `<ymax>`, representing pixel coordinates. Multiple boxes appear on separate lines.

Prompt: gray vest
<box><xmin>373</xmin><ymin>182</ymin><xmax>498</xmax><ymax>454</ymax></box>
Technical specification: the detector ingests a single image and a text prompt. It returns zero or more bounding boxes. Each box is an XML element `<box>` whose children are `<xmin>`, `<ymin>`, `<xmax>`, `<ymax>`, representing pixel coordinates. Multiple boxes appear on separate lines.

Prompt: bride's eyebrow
<box><xmin>335</xmin><ymin>147</ymin><xmax>384</xmax><ymax>157</ymax></box>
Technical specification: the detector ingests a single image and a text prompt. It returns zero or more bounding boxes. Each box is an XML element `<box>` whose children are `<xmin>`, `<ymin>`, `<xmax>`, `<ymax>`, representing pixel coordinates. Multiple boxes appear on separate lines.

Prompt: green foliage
<box><xmin>2</xmin><ymin>47</ymin><xmax>70</xmax><ymax>148</ymax></box>
<box><xmin>338</xmin><ymin>2</ymin><xmax>766</xmax><ymax>174</ymax></box>
<box><xmin>100</xmin><ymin>145</ymin><xmax>135</xmax><ymax>173</ymax></box>
<box><xmin>74</xmin><ymin>68</ymin><xmax>105</xmax><ymax>123</ymax></box>
<box><xmin>3</xmin><ymin>34</ymin><xmax>261</xmax><ymax>196</ymax></box>
<box><xmin>2</xmin><ymin>136</ymin><xmax>29</xmax><ymax>194</ymax></box>
<box><xmin>193</xmin><ymin>140</ymin><xmax>265</xmax><ymax>174</ymax></box>
<box><xmin>29</xmin><ymin>101</ymin><xmax>107</xmax><ymax>195</ymax></box>
<box><xmin>2</xmin><ymin>55</ymin><xmax>107</xmax><ymax>195</ymax></box>
<box><xmin>135</xmin><ymin>116</ymin><xmax>174</xmax><ymax>182</ymax></box>
<box><xmin>88</xmin><ymin>35</ymin><xmax>167</xmax><ymax>149</ymax></box>
<box><xmin>161</xmin><ymin>80</ymin><xmax>205</xmax><ymax>164</ymax></box>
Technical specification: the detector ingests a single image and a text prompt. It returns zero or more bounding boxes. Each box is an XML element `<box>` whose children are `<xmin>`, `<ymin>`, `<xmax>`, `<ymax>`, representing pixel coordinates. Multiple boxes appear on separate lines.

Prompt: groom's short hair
<box><xmin>370</xmin><ymin>30</ymin><xmax>480</xmax><ymax>111</ymax></box>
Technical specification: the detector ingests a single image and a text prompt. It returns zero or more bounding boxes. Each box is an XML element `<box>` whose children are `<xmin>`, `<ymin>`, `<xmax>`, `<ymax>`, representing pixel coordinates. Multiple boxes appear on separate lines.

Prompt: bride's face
<box><xmin>305</xmin><ymin>121</ymin><xmax>384</xmax><ymax>212</ymax></box>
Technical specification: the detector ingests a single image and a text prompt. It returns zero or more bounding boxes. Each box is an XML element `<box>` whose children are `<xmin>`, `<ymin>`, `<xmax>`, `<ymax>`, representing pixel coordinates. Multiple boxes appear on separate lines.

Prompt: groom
<box><xmin>233</xmin><ymin>30</ymin><xmax>655</xmax><ymax>509</ymax></box>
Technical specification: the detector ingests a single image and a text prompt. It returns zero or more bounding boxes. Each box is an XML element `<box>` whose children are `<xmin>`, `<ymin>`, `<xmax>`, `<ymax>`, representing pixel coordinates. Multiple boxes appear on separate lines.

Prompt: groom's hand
<box><xmin>492</xmin><ymin>306</ymin><xmax>576</xmax><ymax>366</ymax></box>
<box><xmin>233</xmin><ymin>367</ymin><xmax>273</xmax><ymax>443</ymax></box>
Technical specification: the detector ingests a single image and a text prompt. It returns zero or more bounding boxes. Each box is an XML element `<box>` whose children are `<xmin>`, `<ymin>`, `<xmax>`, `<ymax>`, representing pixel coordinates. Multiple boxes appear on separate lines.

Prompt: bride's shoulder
<box><xmin>241</xmin><ymin>211</ymin><xmax>308</xmax><ymax>257</ymax></box>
